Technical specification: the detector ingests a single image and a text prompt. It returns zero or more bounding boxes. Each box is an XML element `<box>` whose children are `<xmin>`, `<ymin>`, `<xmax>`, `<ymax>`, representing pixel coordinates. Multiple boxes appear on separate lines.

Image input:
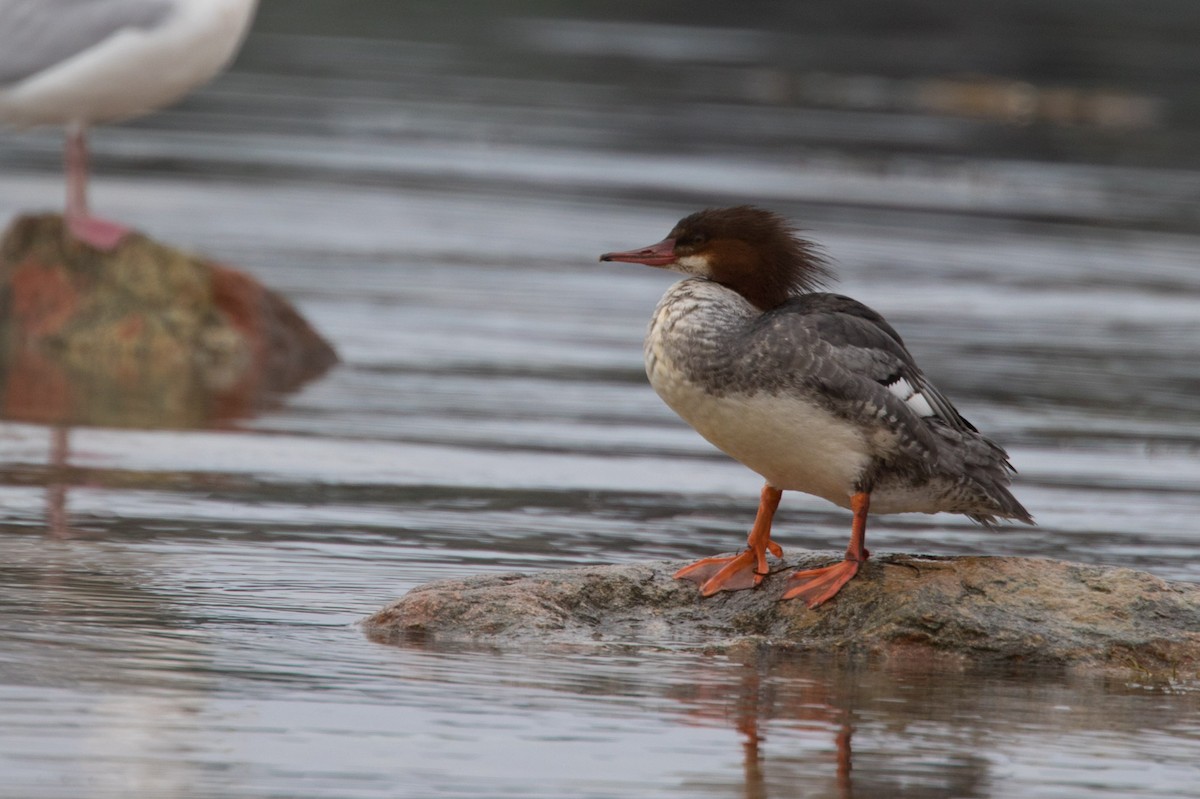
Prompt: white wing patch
<box><xmin>886</xmin><ymin>376</ymin><xmax>936</xmax><ymax>418</ymax></box>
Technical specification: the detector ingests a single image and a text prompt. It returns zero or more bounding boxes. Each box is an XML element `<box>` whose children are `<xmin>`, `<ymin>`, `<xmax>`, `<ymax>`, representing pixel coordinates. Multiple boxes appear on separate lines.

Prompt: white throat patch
<box><xmin>673</xmin><ymin>253</ymin><xmax>713</xmax><ymax>278</ymax></box>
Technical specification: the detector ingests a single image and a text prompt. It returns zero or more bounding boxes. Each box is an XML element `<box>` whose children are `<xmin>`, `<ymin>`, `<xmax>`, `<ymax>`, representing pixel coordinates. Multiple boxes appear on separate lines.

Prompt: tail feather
<box><xmin>930</xmin><ymin>421</ymin><xmax>1033</xmax><ymax>528</ymax></box>
<box><xmin>966</xmin><ymin>484</ymin><xmax>1034</xmax><ymax>528</ymax></box>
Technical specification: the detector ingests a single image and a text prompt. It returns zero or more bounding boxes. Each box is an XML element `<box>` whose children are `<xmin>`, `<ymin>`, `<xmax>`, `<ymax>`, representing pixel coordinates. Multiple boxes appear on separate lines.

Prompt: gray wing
<box><xmin>777</xmin><ymin>293</ymin><xmax>975</xmax><ymax>432</ymax></box>
<box><xmin>741</xmin><ymin>293</ymin><xmax>979</xmax><ymax>465</ymax></box>
<box><xmin>744</xmin><ymin>293</ymin><xmax>1027</xmax><ymax>518</ymax></box>
<box><xmin>0</xmin><ymin>0</ymin><xmax>174</xmax><ymax>87</ymax></box>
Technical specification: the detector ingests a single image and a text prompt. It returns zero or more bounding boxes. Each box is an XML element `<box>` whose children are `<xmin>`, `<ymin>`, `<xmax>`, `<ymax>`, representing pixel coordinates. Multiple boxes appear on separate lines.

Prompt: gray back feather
<box><xmin>0</xmin><ymin>0</ymin><xmax>174</xmax><ymax>87</ymax></box>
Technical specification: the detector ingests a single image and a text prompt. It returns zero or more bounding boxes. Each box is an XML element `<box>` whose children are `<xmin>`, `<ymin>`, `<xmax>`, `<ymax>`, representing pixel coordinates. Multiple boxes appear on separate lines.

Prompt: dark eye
<box><xmin>676</xmin><ymin>232</ymin><xmax>707</xmax><ymax>248</ymax></box>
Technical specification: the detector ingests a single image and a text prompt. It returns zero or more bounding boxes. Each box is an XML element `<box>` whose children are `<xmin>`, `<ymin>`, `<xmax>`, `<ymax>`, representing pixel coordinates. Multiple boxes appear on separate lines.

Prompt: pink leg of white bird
<box><xmin>64</xmin><ymin>124</ymin><xmax>130</xmax><ymax>251</ymax></box>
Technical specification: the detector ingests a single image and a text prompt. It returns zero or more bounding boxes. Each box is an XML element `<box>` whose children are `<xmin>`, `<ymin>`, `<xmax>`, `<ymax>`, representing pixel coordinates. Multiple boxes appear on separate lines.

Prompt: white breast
<box><xmin>645</xmin><ymin>279</ymin><xmax>872</xmax><ymax>509</ymax></box>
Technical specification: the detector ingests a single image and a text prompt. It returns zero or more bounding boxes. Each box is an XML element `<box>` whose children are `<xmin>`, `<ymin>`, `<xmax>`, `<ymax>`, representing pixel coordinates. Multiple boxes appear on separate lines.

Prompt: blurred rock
<box><xmin>364</xmin><ymin>554</ymin><xmax>1200</xmax><ymax>675</ymax></box>
<box><xmin>0</xmin><ymin>214</ymin><xmax>337</xmax><ymax>428</ymax></box>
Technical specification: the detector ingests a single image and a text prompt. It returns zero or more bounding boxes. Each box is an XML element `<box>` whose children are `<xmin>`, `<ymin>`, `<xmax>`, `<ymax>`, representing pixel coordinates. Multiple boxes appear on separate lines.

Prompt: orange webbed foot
<box><xmin>675</xmin><ymin>484</ymin><xmax>784</xmax><ymax>597</ymax></box>
<box><xmin>674</xmin><ymin>538</ymin><xmax>783</xmax><ymax>596</ymax></box>
<box><xmin>783</xmin><ymin>491</ymin><xmax>873</xmax><ymax>608</ymax></box>
<box><xmin>780</xmin><ymin>558</ymin><xmax>863</xmax><ymax>608</ymax></box>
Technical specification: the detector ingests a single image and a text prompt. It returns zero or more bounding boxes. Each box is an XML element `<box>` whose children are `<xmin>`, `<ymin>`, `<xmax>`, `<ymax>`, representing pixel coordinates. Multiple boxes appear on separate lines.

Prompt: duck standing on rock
<box><xmin>600</xmin><ymin>206</ymin><xmax>1032</xmax><ymax>607</ymax></box>
<box><xmin>0</xmin><ymin>0</ymin><xmax>259</xmax><ymax>250</ymax></box>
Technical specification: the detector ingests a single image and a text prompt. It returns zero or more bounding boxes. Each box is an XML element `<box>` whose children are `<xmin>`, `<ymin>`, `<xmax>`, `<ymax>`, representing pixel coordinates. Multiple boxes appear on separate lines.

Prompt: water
<box><xmin>2</xmin><ymin>2</ymin><xmax>1200</xmax><ymax>797</ymax></box>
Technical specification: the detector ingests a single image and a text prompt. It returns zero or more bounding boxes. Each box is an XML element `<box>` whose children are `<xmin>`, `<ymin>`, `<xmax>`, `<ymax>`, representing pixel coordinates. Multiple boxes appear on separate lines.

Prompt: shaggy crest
<box><xmin>669</xmin><ymin>206</ymin><xmax>834</xmax><ymax>308</ymax></box>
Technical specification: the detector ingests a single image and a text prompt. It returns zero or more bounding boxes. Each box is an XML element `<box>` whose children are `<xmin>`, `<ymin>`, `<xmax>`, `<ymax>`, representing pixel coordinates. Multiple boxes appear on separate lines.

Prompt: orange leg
<box><xmin>781</xmin><ymin>491</ymin><xmax>871</xmax><ymax>608</ymax></box>
<box><xmin>675</xmin><ymin>484</ymin><xmax>784</xmax><ymax>595</ymax></box>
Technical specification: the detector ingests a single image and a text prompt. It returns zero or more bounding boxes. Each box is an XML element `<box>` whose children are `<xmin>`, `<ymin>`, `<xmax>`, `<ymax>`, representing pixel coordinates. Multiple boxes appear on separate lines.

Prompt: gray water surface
<box><xmin>2</xmin><ymin>3</ymin><xmax>1200</xmax><ymax>797</ymax></box>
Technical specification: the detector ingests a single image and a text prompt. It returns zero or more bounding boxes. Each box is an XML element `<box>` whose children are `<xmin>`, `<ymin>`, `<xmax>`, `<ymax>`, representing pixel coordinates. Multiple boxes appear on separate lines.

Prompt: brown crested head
<box><xmin>599</xmin><ymin>206</ymin><xmax>833</xmax><ymax>310</ymax></box>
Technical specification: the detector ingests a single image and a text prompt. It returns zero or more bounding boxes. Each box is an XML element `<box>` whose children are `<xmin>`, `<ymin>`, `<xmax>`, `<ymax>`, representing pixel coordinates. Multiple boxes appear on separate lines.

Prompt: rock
<box><xmin>0</xmin><ymin>213</ymin><xmax>337</xmax><ymax>428</ymax></box>
<box><xmin>363</xmin><ymin>553</ymin><xmax>1200</xmax><ymax>674</ymax></box>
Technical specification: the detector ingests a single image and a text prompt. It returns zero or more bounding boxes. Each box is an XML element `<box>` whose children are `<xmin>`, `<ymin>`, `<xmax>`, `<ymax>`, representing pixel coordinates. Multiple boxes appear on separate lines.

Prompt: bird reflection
<box><xmin>669</xmin><ymin>648</ymin><xmax>988</xmax><ymax>799</ymax></box>
<box><xmin>671</xmin><ymin>649</ymin><xmax>854</xmax><ymax>799</ymax></box>
<box><xmin>46</xmin><ymin>425</ymin><xmax>71</xmax><ymax>537</ymax></box>
<box><xmin>0</xmin><ymin>219</ymin><xmax>336</xmax><ymax>537</ymax></box>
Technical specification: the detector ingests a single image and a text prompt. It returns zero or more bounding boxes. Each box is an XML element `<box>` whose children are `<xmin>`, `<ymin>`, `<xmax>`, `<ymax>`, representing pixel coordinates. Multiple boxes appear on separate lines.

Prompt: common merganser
<box><xmin>600</xmin><ymin>206</ymin><xmax>1032</xmax><ymax>607</ymax></box>
<box><xmin>0</xmin><ymin>0</ymin><xmax>259</xmax><ymax>249</ymax></box>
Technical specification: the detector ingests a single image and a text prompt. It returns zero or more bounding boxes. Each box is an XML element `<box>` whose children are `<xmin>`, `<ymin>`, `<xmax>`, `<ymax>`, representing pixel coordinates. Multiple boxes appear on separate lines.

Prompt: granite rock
<box><xmin>364</xmin><ymin>553</ymin><xmax>1200</xmax><ymax>675</ymax></box>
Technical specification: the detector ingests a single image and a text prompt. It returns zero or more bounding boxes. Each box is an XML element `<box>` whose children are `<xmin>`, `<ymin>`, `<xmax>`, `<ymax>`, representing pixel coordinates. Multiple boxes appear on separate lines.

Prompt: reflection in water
<box><xmin>0</xmin><ymin>532</ymin><xmax>217</xmax><ymax>797</ymax></box>
<box><xmin>671</xmin><ymin>650</ymin><xmax>959</xmax><ymax>799</ymax></box>
<box><xmin>716</xmin><ymin>654</ymin><xmax>853</xmax><ymax>799</ymax></box>
<box><xmin>45</xmin><ymin>426</ymin><xmax>68</xmax><ymax>538</ymax></box>
<box><xmin>0</xmin><ymin>214</ymin><xmax>338</xmax><ymax>537</ymax></box>
<box><xmin>368</xmin><ymin>637</ymin><xmax>1195</xmax><ymax>799</ymax></box>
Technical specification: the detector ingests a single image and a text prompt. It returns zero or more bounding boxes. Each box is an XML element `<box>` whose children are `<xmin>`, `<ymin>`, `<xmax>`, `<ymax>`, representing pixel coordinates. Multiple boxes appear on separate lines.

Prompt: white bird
<box><xmin>0</xmin><ymin>0</ymin><xmax>259</xmax><ymax>249</ymax></box>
